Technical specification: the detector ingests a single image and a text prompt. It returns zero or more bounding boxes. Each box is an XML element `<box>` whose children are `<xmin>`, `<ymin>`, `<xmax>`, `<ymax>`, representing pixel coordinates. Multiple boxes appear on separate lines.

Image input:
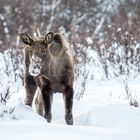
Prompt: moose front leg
<box><xmin>24</xmin><ymin>74</ymin><xmax>37</xmax><ymax>106</ymax></box>
<box><xmin>63</xmin><ymin>86</ymin><xmax>74</xmax><ymax>125</ymax></box>
<box><xmin>41</xmin><ymin>85</ymin><xmax>53</xmax><ymax>123</ymax></box>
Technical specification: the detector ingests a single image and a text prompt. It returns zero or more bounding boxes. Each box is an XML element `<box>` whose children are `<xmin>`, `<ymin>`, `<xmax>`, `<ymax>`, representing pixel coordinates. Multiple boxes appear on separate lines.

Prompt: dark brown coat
<box><xmin>20</xmin><ymin>32</ymin><xmax>74</xmax><ymax>125</ymax></box>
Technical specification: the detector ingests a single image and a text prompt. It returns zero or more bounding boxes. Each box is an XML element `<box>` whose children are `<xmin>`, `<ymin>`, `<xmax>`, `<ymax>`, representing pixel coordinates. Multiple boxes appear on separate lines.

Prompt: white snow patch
<box><xmin>117</xmin><ymin>27</ymin><xmax>121</xmax><ymax>32</ymax></box>
<box><xmin>86</xmin><ymin>37</ymin><xmax>93</xmax><ymax>45</ymax></box>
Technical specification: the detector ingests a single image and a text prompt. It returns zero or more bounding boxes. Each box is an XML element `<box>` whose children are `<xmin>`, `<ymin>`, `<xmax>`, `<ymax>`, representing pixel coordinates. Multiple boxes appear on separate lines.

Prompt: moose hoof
<box><xmin>44</xmin><ymin>113</ymin><xmax>52</xmax><ymax>123</ymax></box>
<box><xmin>65</xmin><ymin>113</ymin><xmax>73</xmax><ymax>125</ymax></box>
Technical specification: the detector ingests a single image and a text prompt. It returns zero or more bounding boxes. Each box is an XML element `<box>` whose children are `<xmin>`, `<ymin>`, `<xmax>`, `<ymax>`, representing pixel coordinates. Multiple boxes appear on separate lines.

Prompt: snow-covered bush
<box><xmin>0</xmin><ymin>0</ymin><xmax>140</xmax><ymax>101</ymax></box>
<box><xmin>0</xmin><ymin>49</ymin><xmax>24</xmax><ymax>105</ymax></box>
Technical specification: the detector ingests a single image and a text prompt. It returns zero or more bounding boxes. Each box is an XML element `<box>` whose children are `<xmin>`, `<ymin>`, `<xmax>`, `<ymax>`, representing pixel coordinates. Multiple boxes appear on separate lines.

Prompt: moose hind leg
<box><xmin>63</xmin><ymin>86</ymin><xmax>74</xmax><ymax>125</ymax></box>
<box><xmin>35</xmin><ymin>88</ymin><xmax>43</xmax><ymax>116</ymax></box>
<box><xmin>41</xmin><ymin>85</ymin><xmax>53</xmax><ymax>123</ymax></box>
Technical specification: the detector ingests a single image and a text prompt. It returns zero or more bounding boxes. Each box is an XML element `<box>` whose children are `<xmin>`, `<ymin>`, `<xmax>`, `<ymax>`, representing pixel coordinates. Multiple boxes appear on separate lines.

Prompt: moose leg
<box><xmin>35</xmin><ymin>88</ymin><xmax>43</xmax><ymax>116</ymax></box>
<box><xmin>63</xmin><ymin>86</ymin><xmax>74</xmax><ymax>125</ymax></box>
<box><xmin>41</xmin><ymin>85</ymin><xmax>53</xmax><ymax>123</ymax></box>
<box><xmin>24</xmin><ymin>75</ymin><xmax>37</xmax><ymax>106</ymax></box>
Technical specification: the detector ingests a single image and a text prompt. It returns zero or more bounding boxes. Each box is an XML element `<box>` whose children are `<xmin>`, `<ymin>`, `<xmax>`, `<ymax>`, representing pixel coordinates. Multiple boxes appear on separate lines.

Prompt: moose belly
<box><xmin>51</xmin><ymin>83</ymin><xmax>66</xmax><ymax>93</ymax></box>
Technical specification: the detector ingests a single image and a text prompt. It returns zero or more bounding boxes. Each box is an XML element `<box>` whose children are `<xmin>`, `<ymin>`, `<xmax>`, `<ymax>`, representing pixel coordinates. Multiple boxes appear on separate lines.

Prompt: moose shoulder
<box><xmin>20</xmin><ymin>32</ymin><xmax>74</xmax><ymax>125</ymax></box>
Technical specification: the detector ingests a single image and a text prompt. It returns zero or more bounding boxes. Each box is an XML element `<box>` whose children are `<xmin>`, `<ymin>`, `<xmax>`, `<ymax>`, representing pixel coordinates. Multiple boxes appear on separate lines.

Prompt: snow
<box><xmin>1</xmin><ymin>120</ymin><xmax>139</xmax><ymax>140</ymax></box>
<box><xmin>0</xmin><ymin>14</ymin><xmax>5</xmax><ymax>20</ymax></box>
<box><xmin>0</xmin><ymin>78</ymin><xmax>140</xmax><ymax>140</ymax></box>
<box><xmin>117</xmin><ymin>27</ymin><xmax>121</xmax><ymax>32</ymax></box>
<box><xmin>86</xmin><ymin>37</ymin><xmax>93</xmax><ymax>45</ymax></box>
<box><xmin>1</xmin><ymin>103</ymin><xmax>140</xmax><ymax>140</ymax></box>
<box><xmin>1</xmin><ymin>48</ymin><xmax>140</xmax><ymax>140</ymax></box>
<box><xmin>4</xmin><ymin>27</ymin><xmax>9</xmax><ymax>34</ymax></box>
<box><xmin>0</xmin><ymin>0</ymin><xmax>139</xmax><ymax>138</ymax></box>
<box><xmin>94</xmin><ymin>16</ymin><xmax>105</xmax><ymax>35</ymax></box>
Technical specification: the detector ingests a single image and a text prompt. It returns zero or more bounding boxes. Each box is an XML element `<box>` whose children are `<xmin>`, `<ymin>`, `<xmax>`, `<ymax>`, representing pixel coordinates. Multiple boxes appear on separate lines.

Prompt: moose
<box><xmin>20</xmin><ymin>32</ymin><xmax>74</xmax><ymax>125</ymax></box>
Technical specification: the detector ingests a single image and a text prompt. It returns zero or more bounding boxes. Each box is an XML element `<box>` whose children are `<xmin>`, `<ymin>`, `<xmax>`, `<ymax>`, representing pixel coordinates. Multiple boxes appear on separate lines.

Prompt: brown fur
<box><xmin>20</xmin><ymin>32</ymin><xmax>74</xmax><ymax>125</ymax></box>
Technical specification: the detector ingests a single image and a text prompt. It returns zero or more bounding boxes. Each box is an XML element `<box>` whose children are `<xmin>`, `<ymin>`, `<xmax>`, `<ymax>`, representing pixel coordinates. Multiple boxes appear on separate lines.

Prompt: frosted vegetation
<box><xmin>0</xmin><ymin>0</ymin><xmax>140</xmax><ymax>139</ymax></box>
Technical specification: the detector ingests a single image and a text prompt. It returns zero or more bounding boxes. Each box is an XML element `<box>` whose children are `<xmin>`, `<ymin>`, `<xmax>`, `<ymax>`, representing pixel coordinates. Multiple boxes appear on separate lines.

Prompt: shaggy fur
<box><xmin>20</xmin><ymin>32</ymin><xmax>74</xmax><ymax>125</ymax></box>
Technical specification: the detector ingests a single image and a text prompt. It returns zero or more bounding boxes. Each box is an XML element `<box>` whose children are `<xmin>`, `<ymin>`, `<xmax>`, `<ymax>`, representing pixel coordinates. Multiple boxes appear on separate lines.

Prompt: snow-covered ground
<box><xmin>0</xmin><ymin>49</ymin><xmax>140</xmax><ymax>139</ymax></box>
<box><xmin>1</xmin><ymin>77</ymin><xmax>140</xmax><ymax>140</ymax></box>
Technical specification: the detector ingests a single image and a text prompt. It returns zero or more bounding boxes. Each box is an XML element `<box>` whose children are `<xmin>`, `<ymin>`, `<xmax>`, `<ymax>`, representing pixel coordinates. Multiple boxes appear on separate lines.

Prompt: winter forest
<box><xmin>0</xmin><ymin>0</ymin><xmax>140</xmax><ymax>140</ymax></box>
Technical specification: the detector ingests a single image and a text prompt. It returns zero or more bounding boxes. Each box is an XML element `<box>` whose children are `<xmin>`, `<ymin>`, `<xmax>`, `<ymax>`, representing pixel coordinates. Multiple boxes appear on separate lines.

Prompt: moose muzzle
<box><xmin>29</xmin><ymin>55</ymin><xmax>42</xmax><ymax>76</ymax></box>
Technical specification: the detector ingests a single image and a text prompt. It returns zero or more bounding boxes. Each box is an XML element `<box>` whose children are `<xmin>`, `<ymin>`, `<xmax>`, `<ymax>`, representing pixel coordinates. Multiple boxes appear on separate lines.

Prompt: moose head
<box><xmin>20</xmin><ymin>32</ymin><xmax>62</xmax><ymax>76</ymax></box>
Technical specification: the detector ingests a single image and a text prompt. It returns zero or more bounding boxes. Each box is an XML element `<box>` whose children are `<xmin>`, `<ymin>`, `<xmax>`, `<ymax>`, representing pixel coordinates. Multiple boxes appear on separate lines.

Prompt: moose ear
<box><xmin>20</xmin><ymin>33</ymin><xmax>33</xmax><ymax>45</ymax></box>
<box><xmin>44</xmin><ymin>32</ymin><xmax>54</xmax><ymax>44</ymax></box>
